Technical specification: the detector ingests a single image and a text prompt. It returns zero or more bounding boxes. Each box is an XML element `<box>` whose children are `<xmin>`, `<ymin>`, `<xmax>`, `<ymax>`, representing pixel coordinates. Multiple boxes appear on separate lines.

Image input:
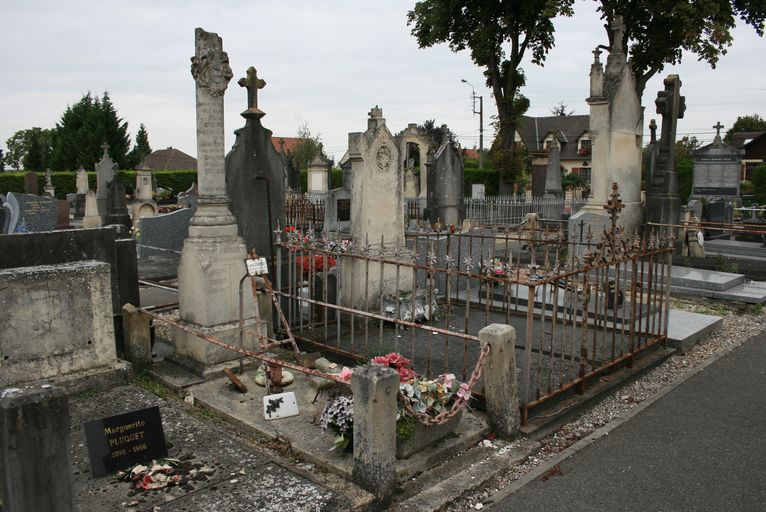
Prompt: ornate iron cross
<box><xmin>603</xmin><ymin>182</ymin><xmax>625</xmax><ymax>232</ymax></box>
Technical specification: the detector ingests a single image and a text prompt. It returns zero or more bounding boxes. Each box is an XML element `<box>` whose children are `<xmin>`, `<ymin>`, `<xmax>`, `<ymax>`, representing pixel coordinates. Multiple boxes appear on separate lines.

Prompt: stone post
<box><xmin>351</xmin><ymin>364</ymin><xmax>399</xmax><ymax>504</ymax></box>
<box><xmin>479</xmin><ymin>324</ymin><xmax>520</xmax><ymax>437</ymax></box>
<box><xmin>0</xmin><ymin>385</ymin><xmax>74</xmax><ymax>512</ymax></box>
<box><xmin>122</xmin><ymin>303</ymin><xmax>153</xmax><ymax>371</ymax></box>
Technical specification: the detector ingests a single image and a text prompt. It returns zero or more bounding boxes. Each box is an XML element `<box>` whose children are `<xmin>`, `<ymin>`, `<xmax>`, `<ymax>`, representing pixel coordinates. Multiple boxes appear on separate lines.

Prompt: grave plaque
<box><xmin>691</xmin><ymin>130</ymin><xmax>742</xmax><ymax>198</ymax></box>
<box><xmin>83</xmin><ymin>406</ymin><xmax>167</xmax><ymax>477</ymax></box>
<box><xmin>337</xmin><ymin>198</ymin><xmax>351</xmax><ymax>222</ymax></box>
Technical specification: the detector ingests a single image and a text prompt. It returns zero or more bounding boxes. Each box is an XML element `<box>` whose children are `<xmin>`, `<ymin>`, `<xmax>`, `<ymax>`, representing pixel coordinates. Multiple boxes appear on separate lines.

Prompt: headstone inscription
<box><xmin>471</xmin><ymin>183</ymin><xmax>485</xmax><ymax>199</ymax></box>
<box><xmin>83</xmin><ymin>406</ymin><xmax>167</xmax><ymax>477</ymax></box>
<box><xmin>692</xmin><ymin>122</ymin><xmax>742</xmax><ymax>198</ymax></box>
<box><xmin>4</xmin><ymin>192</ymin><xmax>58</xmax><ymax>232</ymax></box>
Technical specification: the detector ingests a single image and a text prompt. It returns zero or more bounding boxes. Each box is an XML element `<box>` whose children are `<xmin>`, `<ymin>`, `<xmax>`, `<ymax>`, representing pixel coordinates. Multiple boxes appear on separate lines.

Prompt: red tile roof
<box><xmin>271</xmin><ymin>136</ymin><xmax>301</xmax><ymax>155</ymax></box>
<box><xmin>462</xmin><ymin>148</ymin><xmax>480</xmax><ymax>160</ymax></box>
<box><xmin>144</xmin><ymin>147</ymin><xmax>197</xmax><ymax>170</ymax></box>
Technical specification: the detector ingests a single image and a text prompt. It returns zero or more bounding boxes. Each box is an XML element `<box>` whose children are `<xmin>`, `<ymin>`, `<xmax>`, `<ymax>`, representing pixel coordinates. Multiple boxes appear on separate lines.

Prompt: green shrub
<box><xmin>0</xmin><ymin>169</ymin><xmax>197</xmax><ymax>199</ymax></box>
<box><xmin>464</xmin><ymin>168</ymin><xmax>500</xmax><ymax>195</ymax></box>
<box><xmin>752</xmin><ymin>164</ymin><xmax>766</xmax><ymax>204</ymax></box>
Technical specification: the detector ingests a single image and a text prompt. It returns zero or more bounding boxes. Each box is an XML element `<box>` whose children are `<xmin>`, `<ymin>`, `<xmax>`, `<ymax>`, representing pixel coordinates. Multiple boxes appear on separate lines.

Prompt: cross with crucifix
<box><xmin>238</xmin><ymin>66</ymin><xmax>266</xmax><ymax>119</ymax></box>
<box><xmin>603</xmin><ymin>182</ymin><xmax>625</xmax><ymax>232</ymax></box>
<box><xmin>713</xmin><ymin>121</ymin><xmax>724</xmax><ymax>142</ymax></box>
<box><xmin>610</xmin><ymin>16</ymin><xmax>626</xmax><ymax>54</ymax></box>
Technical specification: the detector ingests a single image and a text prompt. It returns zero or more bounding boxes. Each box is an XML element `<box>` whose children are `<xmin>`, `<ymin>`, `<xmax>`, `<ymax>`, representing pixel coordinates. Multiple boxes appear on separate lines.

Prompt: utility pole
<box><xmin>461</xmin><ymin>79</ymin><xmax>484</xmax><ymax>169</ymax></box>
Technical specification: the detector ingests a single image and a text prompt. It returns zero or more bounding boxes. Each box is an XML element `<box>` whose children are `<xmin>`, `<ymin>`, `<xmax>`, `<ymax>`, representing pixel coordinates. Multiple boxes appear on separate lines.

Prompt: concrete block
<box><xmin>121</xmin><ymin>303</ymin><xmax>153</xmax><ymax>371</ymax></box>
<box><xmin>479</xmin><ymin>324</ymin><xmax>521</xmax><ymax>437</ymax></box>
<box><xmin>0</xmin><ymin>384</ymin><xmax>74</xmax><ymax>512</ymax></box>
<box><xmin>0</xmin><ymin>261</ymin><xmax>117</xmax><ymax>386</ymax></box>
<box><xmin>351</xmin><ymin>364</ymin><xmax>399</xmax><ymax>504</ymax></box>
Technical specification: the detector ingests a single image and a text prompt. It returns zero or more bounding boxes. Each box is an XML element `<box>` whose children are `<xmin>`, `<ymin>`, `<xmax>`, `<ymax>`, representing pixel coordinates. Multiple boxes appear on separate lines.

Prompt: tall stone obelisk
<box><xmin>173</xmin><ymin>28</ymin><xmax>254</xmax><ymax>372</ymax></box>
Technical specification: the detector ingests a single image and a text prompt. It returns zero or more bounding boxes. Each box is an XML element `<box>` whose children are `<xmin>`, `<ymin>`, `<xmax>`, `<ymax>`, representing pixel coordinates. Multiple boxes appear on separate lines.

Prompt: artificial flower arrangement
<box><xmin>319</xmin><ymin>353</ymin><xmax>470</xmax><ymax>452</ymax></box>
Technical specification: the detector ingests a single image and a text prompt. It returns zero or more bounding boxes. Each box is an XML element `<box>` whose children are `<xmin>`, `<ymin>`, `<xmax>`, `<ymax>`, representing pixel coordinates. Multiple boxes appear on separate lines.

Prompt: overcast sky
<box><xmin>2</xmin><ymin>0</ymin><xmax>765</xmax><ymax>165</ymax></box>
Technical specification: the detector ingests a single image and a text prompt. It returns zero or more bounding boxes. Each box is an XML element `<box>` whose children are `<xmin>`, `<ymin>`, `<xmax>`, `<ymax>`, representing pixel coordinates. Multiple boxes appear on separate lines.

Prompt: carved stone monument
<box><xmin>341</xmin><ymin>107</ymin><xmax>414</xmax><ymax>307</ymax></box>
<box><xmin>544</xmin><ymin>138</ymin><xmax>563</xmax><ymax>198</ymax></box>
<box><xmin>74</xmin><ymin>167</ymin><xmax>89</xmax><ymax>218</ymax></box>
<box><xmin>307</xmin><ymin>155</ymin><xmax>329</xmax><ymax>192</ymax></box>
<box><xmin>645</xmin><ymin>75</ymin><xmax>686</xmax><ymax>237</ymax></box>
<box><xmin>174</xmin><ymin>28</ymin><xmax>256</xmax><ymax>372</ymax></box>
<box><xmin>571</xmin><ymin>16</ymin><xmax>643</xmax><ymax>236</ymax></box>
<box><xmin>691</xmin><ymin>122</ymin><xmax>743</xmax><ymax>199</ymax></box>
<box><xmin>326</xmin><ymin>166</ymin><xmax>352</xmax><ymax>232</ymax></box>
<box><xmin>95</xmin><ymin>145</ymin><xmax>116</xmax><ymax>223</ymax></box>
<box><xmin>224</xmin><ymin>66</ymin><xmax>286</xmax><ymax>264</ymax></box>
<box><xmin>43</xmin><ymin>168</ymin><xmax>55</xmax><ymax>197</ymax></box>
<box><xmin>130</xmin><ymin>163</ymin><xmax>156</xmax><ymax>226</ymax></box>
<box><xmin>82</xmin><ymin>190</ymin><xmax>102</xmax><ymax>228</ymax></box>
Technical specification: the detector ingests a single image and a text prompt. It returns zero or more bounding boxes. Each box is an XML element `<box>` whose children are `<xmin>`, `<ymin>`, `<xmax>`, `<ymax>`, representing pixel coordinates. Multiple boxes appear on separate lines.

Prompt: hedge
<box><xmin>0</xmin><ymin>170</ymin><xmax>198</xmax><ymax>199</ymax></box>
<box><xmin>464</xmin><ymin>168</ymin><xmax>500</xmax><ymax>196</ymax></box>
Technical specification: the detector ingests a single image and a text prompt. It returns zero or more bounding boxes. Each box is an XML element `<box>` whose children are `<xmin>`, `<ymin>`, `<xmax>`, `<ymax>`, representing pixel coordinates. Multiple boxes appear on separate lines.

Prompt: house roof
<box><xmin>517</xmin><ymin>115</ymin><xmax>590</xmax><ymax>160</ymax></box>
<box><xmin>271</xmin><ymin>136</ymin><xmax>301</xmax><ymax>155</ymax></box>
<box><xmin>729</xmin><ymin>131</ymin><xmax>766</xmax><ymax>149</ymax></box>
<box><xmin>462</xmin><ymin>148</ymin><xmax>480</xmax><ymax>160</ymax></box>
<box><xmin>143</xmin><ymin>147</ymin><xmax>197</xmax><ymax>170</ymax></box>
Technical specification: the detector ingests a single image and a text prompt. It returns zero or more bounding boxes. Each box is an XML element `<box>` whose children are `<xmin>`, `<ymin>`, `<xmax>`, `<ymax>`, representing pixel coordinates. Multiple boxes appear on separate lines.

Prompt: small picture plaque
<box><xmin>263</xmin><ymin>391</ymin><xmax>299</xmax><ymax>420</ymax></box>
<box><xmin>83</xmin><ymin>406</ymin><xmax>168</xmax><ymax>477</ymax></box>
<box><xmin>246</xmin><ymin>257</ymin><xmax>269</xmax><ymax>276</ymax></box>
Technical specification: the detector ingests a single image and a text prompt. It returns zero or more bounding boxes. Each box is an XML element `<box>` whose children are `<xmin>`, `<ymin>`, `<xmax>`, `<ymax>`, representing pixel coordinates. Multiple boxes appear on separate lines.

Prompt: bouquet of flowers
<box><xmin>319</xmin><ymin>353</ymin><xmax>470</xmax><ymax>450</ymax></box>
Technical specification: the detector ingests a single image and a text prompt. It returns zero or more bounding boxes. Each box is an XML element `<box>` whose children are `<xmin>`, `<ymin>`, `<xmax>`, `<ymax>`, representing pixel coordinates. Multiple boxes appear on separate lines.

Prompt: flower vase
<box><xmin>395</xmin><ymin>409</ymin><xmax>463</xmax><ymax>459</ymax></box>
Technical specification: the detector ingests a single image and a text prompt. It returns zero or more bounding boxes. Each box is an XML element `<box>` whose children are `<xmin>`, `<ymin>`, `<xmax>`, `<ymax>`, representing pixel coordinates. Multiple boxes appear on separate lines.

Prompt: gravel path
<box><xmin>441</xmin><ymin>299</ymin><xmax>766</xmax><ymax>512</ymax></box>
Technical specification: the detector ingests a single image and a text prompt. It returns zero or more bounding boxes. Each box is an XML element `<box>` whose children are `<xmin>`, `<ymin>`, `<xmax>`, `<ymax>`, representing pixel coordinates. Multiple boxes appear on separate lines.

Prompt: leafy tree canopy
<box><xmin>408</xmin><ymin>0</ymin><xmax>574</xmax><ymax>192</ymax></box>
<box><xmin>724</xmin><ymin>114</ymin><xmax>766</xmax><ymax>142</ymax></box>
<box><xmin>4</xmin><ymin>127</ymin><xmax>54</xmax><ymax>171</ymax></box>
<box><xmin>417</xmin><ymin>119</ymin><xmax>458</xmax><ymax>147</ymax></box>
<box><xmin>550</xmin><ymin>101</ymin><xmax>574</xmax><ymax>116</ymax></box>
<box><xmin>291</xmin><ymin>123</ymin><xmax>324</xmax><ymax>171</ymax></box>
<box><xmin>49</xmin><ymin>91</ymin><xmax>132</xmax><ymax>170</ymax></box>
<box><xmin>598</xmin><ymin>0</ymin><xmax>766</xmax><ymax>98</ymax></box>
<box><xmin>128</xmin><ymin>123</ymin><xmax>153</xmax><ymax>167</ymax></box>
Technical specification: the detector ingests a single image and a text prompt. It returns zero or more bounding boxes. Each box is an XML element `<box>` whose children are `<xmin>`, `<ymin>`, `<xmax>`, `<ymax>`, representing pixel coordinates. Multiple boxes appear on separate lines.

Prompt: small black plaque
<box><xmin>692</xmin><ymin>187</ymin><xmax>738</xmax><ymax>196</ymax></box>
<box><xmin>83</xmin><ymin>406</ymin><xmax>167</xmax><ymax>477</ymax></box>
<box><xmin>337</xmin><ymin>198</ymin><xmax>351</xmax><ymax>222</ymax></box>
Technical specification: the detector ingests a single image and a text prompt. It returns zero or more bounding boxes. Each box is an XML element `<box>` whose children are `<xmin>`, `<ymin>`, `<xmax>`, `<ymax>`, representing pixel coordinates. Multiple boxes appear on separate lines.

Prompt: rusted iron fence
<box><xmin>285</xmin><ymin>191</ymin><xmax>325</xmax><ymax>231</ymax></box>
<box><xmin>274</xmin><ymin>198</ymin><xmax>673</xmax><ymax>424</ymax></box>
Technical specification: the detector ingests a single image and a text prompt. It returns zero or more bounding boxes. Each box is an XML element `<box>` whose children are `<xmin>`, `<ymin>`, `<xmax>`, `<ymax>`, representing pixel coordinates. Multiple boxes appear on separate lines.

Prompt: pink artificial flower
<box><xmin>398</xmin><ymin>367</ymin><xmax>416</xmax><ymax>382</ymax></box>
<box><xmin>338</xmin><ymin>367</ymin><xmax>353</xmax><ymax>382</ymax></box>
<box><xmin>442</xmin><ymin>373</ymin><xmax>455</xmax><ymax>389</ymax></box>
<box><xmin>456</xmin><ymin>382</ymin><xmax>471</xmax><ymax>400</ymax></box>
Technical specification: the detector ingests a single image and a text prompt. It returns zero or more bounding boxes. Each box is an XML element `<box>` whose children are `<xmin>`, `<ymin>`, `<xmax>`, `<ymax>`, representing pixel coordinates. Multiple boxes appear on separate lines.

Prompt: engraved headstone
<box><xmin>44</xmin><ymin>168</ymin><xmax>55</xmax><ymax>197</ymax></box>
<box><xmin>76</xmin><ymin>167</ymin><xmax>90</xmax><ymax>194</ymax></box>
<box><xmin>135</xmin><ymin>170</ymin><xmax>154</xmax><ymax>201</ymax></box>
<box><xmin>175</xmin><ymin>28</ymin><xmax>256</xmax><ymax>370</ymax></box>
<box><xmin>471</xmin><ymin>183</ymin><xmax>486</xmax><ymax>199</ymax></box>
<box><xmin>138</xmin><ymin>207</ymin><xmax>195</xmax><ymax>257</ymax></box>
<box><xmin>692</xmin><ymin>122</ymin><xmax>742</xmax><ymax>198</ymax></box>
<box><xmin>544</xmin><ymin>138</ymin><xmax>563</xmax><ymax>198</ymax></box>
<box><xmin>4</xmin><ymin>192</ymin><xmax>58</xmax><ymax>232</ymax></box>
<box><xmin>56</xmin><ymin>200</ymin><xmax>71</xmax><ymax>230</ymax></box>
<box><xmin>105</xmin><ymin>179</ymin><xmax>132</xmax><ymax>231</ymax></box>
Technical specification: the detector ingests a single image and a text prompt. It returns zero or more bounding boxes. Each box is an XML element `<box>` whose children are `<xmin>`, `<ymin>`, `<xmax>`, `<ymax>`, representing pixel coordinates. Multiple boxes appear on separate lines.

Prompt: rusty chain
<box><xmin>397</xmin><ymin>343</ymin><xmax>492</xmax><ymax>426</ymax></box>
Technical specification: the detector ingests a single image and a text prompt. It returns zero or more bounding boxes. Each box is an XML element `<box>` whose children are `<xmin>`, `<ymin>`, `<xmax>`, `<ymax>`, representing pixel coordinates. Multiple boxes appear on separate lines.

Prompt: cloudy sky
<box><xmin>2</xmin><ymin>0</ymin><xmax>764</xmax><ymax>164</ymax></box>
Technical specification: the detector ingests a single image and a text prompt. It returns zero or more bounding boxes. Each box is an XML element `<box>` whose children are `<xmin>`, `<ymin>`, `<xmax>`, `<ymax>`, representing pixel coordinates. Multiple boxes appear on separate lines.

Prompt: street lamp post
<box><xmin>460</xmin><ymin>79</ymin><xmax>484</xmax><ymax>169</ymax></box>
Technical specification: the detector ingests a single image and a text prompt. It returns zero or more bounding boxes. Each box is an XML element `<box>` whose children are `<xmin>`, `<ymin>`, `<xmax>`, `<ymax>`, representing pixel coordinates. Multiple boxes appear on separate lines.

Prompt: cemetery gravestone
<box><xmin>82</xmin><ymin>190</ymin><xmax>102</xmax><ymax>228</ymax></box>
<box><xmin>138</xmin><ymin>207</ymin><xmax>195</xmax><ymax>257</ymax></box>
<box><xmin>427</xmin><ymin>137</ymin><xmax>464</xmax><ymax>226</ymax></box>
<box><xmin>95</xmin><ymin>145</ymin><xmax>116</xmax><ymax>222</ymax></box>
<box><xmin>56</xmin><ymin>200</ymin><xmax>72</xmax><ymax>229</ymax></box>
<box><xmin>4</xmin><ymin>192</ymin><xmax>57</xmax><ymax>233</ymax></box>
<box><xmin>544</xmin><ymin>138</ymin><xmax>563</xmax><ymax>198</ymax></box>
<box><xmin>692</xmin><ymin>123</ymin><xmax>742</xmax><ymax>198</ymax></box>
<box><xmin>225</xmin><ymin>66</ymin><xmax>286</xmax><ymax>263</ymax></box>
<box><xmin>472</xmin><ymin>184</ymin><xmax>486</xmax><ymax>199</ymax></box>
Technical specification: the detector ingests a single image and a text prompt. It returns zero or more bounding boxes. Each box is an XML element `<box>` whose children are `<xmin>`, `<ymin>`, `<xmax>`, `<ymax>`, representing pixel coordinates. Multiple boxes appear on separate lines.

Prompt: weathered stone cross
<box><xmin>649</xmin><ymin>119</ymin><xmax>657</xmax><ymax>144</ymax></box>
<box><xmin>713</xmin><ymin>121</ymin><xmax>724</xmax><ymax>139</ymax></box>
<box><xmin>238</xmin><ymin>66</ymin><xmax>266</xmax><ymax>110</ymax></box>
<box><xmin>592</xmin><ymin>47</ymin><xmax>602</xmax><ymax>64</ymax></box>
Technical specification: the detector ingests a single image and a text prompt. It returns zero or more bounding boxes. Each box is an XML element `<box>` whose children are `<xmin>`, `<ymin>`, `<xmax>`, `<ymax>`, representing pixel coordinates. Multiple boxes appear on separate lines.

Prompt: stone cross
<box><xmin>649</xmin><ymin>119</ymin><xmax>657</xmax><ymax>144</ymax></box>
<box><xmin>238</xmin><ymin>66</ymin><xmax>266</xmax><ymax>111</ymax></box>
<box><xmin>713</xmin><ymin>121</ymin><xmax>724</xmax><ymax>142</ymax></box>
<box><xmin>654</xmin><ymin>75</ymin><xmax>685</xmax><ymax>174</ymax></box>
<box><xmin>610</xmin><ymin>16</ymin><xmax>626</xmax><ymax>54</ymax></box>
<box><xmin>592</xmin><ymin>47</ymin><xmax>602</xmax><ymax>64</ymax></box>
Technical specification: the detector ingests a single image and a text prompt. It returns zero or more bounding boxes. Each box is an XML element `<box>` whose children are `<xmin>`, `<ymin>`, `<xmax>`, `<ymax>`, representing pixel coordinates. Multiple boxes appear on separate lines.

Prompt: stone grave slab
<box><xmin>138</xmin><ymin>207</ymin><xmax>194</xmax><ymax>257</ymax></box>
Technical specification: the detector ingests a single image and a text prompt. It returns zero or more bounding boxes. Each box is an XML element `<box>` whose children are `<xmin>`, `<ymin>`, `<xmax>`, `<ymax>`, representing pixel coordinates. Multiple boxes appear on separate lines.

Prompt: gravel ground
<box><xmin>441</xmin><ymin>299</ymin><xmax>766</xmax><ymax>512</ymax></box>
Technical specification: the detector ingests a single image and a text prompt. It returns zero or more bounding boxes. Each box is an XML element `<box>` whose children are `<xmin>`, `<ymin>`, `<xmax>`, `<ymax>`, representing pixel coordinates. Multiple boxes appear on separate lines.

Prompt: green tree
<box><xmin>4</xmin><ymin>128</ymin><xmax>54</xmax><ymax>170</ymax></box>
<box><xmin>291</xmin><ymin>123</ymin><xmax>323</xmax><ymax>171</ymax></box>
<box><xmin>597</xmin><ymin>1</ymin><xmax>766</xmax><ymax>98</ymax></box>
<box><xmin>128</xmin><ymin>123</ymin><xmax>152</xmax><ymax>167</ymax></box>
<box><xmin>724</xmin><ymin>114</ymin><xmax>766</xmax><ymax>142</ymax></box>
<box><xmin>0</xmin><ymin>148</ymin><xmax>4</xmax><ymax>172</ymax></box>
<box><xmin>752</xmin><ymin>164</ymin><xmax>766</xmax><ymax>204</ymax></box>
<box><xmin>407</xmin><ymin>0</ymin><xmax>574</xmax><ymax>193</ymax></box>
<box><xmin>675</xmin><ymin>135</ymin><xmax>700</xmax><ymax>202</ymax></box>
<box><xmin>550</xmin><ymin>101</ymin><xmax>574</xmax><ymax>116</ymax></box>
<box><xmin>49</xmin><ymin>92</ymin><xmax>132</xmax><ymax>170</ymax></box>
<box><xmin>562</xmin><ymin>171</ymin><xmax>585</xmax><ymax>190</ymax></box>
<box><xmin>418</xmin><ymin>119</ymin><xmax>457</xmax><ymax>147</ymax></box>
